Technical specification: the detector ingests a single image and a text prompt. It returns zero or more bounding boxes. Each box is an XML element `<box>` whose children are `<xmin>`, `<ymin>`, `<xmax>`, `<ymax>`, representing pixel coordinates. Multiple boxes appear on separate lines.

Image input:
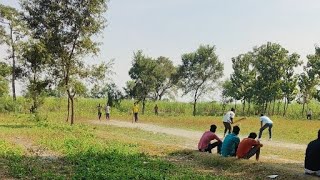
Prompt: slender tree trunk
<box><xmin>193</xmin><ymin>90</ymin><xmax>198</xmax><ymax>116</ymax></box>
<box><xmin>247</xmin><ymin>99</ymin><xmax>251</xmax><ymax>115</ymax></box>
<box><xmin>66</xmin><ymin>97</ymin><xmax>70</xmax><ymax>122</ymax></box>
<box><xmin>70</xmin><ymin>95</ymin><xmax>74</xmax><ymax>125</ymax></box>
<box><xmin>277</xmin><ymin>100</ymin><xmax>281</xmax><ymax>115</ymax></box>
<box><xmin>10</xmin><ymin>26</ymin><xmax>16</xmax><ymax>101</ymax></box>
<box><xmin>142</xmin><ymin>98</ymin><xmax>146</xmax><ymax>115</ymax></box>
<box><xmin>272</xmin><ymin>97</ymin><xmax>276</xmax><ymax>115</ymax></box>
<box><xmin>302</xmin><ymin>102</ymin><xmax>305</xmax><ymax>116</ymax></box>
<box><xmin>242</xmin><ymin>99</ymin><xmax>246</xmax><ymax>115</ymax></box>
<box><xmin>283</xmin><ymin>98</ymin><xmax>287</xmax><ymax>117</ymax></box>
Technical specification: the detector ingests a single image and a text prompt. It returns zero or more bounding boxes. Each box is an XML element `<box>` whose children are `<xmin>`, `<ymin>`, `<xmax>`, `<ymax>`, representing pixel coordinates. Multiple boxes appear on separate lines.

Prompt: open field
<box><xmin>0</xmin><ymin>98</ymin><xmax>319</xmax><ymax>179</ymax></box>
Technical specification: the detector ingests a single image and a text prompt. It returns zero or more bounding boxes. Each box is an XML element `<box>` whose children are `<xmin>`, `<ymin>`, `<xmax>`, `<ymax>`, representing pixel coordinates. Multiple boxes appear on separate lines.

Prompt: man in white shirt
<box><xmin>105</xmin><ymin>104</ymin><xmax>111</xmax><ymax>120</ymax></box>
<box><xmin>223</xmin><ymin>108</ymin><xmax>235</xmax><ymax>137</ymax></box>
<box><xmin>258</xmin><ymin>114</ymin><xmax>273</xmax><ymax>140</ymax></box>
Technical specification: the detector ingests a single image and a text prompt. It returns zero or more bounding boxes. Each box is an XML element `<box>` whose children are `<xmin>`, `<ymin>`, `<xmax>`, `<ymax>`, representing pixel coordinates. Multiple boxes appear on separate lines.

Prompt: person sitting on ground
<box><xmin>237</xmin><ymin>132</ymin><xmax>263</xmax><ymax>161</ymax></box>
<box><xmin>305</xmin><ymin>129</ymin><xmax>320</xmax><ymax>177</ymax></box>
<box><xmin>221</xmin><ymin>126</ymin><xmax>240</xmax><ymax>157</ymax></box>
<box><xmin>198</xmin><ymin>124</ymin><xmax>222</xmax><ymax>154</ymax></box>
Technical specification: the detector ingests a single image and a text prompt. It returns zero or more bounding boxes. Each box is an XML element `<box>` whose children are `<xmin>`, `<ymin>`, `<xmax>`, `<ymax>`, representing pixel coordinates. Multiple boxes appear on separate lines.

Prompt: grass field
<box><xmin>0</xmin><ymin>97</ymin><xmax>319</xmax><ymax>179</ymax></box>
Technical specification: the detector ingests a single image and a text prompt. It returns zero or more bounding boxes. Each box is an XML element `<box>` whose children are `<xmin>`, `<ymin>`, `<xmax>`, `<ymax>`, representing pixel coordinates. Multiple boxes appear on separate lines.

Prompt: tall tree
<box><xmin>22</xmin><ymin>0</ymin><xmax>108</xmax><ymax>125</ymax></box>
<box><xmin>0</xmin><ymin>4</ymin><xmax>26</xmax><ymax>100</ymax></box>
<box><xmin>0</xmin><ymin>61</ymin><xmax>10</xmax><ymax>96</ymax></box>
<box><xmin>21</xmin><ymin>41</ymin><xmax>51</xmax><ymax>113</ymax></box>
<box><xmin>128</xmin><ymin>51</ymin><xmax>157</xmax><ymax>114</ymax></box>
<box><xmin>178</xmin><ymin>45</ymin><xmax>224</xmax><ymax>116</ymax></box>
<box><xmin>281</xmin><ymin>53</ymin><xmax>301</xmax><ymax>116</ymax></box>
<box><xmin>251</xmin><ymin>42</ymin><xmax>289</xmax><ymax>113</ymax></box>
<box><xmin>153</xmin><ymin>56</ymin><xmax>177</xmax><ymax>100</ymax></box>
<box><xmin>229</xmin><ymin>53</ymin><xmax>256</xmax><ymax>114</ymax></box>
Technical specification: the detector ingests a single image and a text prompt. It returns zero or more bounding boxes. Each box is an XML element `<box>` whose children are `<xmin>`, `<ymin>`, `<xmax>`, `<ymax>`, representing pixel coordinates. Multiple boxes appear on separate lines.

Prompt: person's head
<box><xmin>260</xmin><ymin>113</ymin><xmax>264</xmax><ymax>117</ymax></box>
<box><xmin>232</xmin><ymin>126</ymin><xmax>240</xmax><ymax>135</ymax></box>
<box><xmin>318</xmin><ymin>129</ymin><xmax>320</xmax><ymax>139</ymax></box>
<box><xmin>210</xmin><ymin>124</ymin><xmax>217</xmax><ymax>132</ymax></box>
<box><xmin>248</xmin><ymin>132</ymin><xmax>257</xmax><ymax>139</ymax></box>
<box><xmin>231</xmin><ymin>108</ymin><xmax>235</xmax><ymax>112</ymax></box>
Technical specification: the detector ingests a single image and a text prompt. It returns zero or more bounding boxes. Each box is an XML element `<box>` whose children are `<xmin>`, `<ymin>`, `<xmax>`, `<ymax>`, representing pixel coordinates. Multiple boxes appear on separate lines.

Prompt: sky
<box><xmin>1</xmin><ymin>0</ymin><xmax>320</xmax><ymax>101</ymax></box>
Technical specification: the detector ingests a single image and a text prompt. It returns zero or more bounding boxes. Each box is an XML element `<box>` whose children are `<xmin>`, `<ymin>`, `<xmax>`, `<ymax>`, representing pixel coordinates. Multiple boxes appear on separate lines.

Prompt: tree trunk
<box><xmin>247</xmin><ymin>99</ymin><xmax>251</xmax><ymax>115</ymax></box>
<box><xmin>70</xmin><ymin>96</ymin><xmax>74</xmax><ymax>125</ymax></box>
<box><xmin>272</xmin><ymin>98</ymin><xmax>276</xmax><ymax>115</ymax></box>
<box><xmin>283</xmin><ymin>98</ymin><xmax>287</xmax><ymax>117</ymax></box>
<box><xmin>66</xmin><ymin>97</ymin><xmax>70</xmax><ymax>122</ymax></box>
<box><xmin>242</xmin><ymin>99</ymin><xmax>245</xmax><ymax>115</ymax></box>
<box><xmin>277</xmin><ymin>100</ymin><xmax>281</xmax><ymax>115</ymax></box>
<box><xmin>193</xmin><ymin>98</ymin><xmax>197</xmax><ymax>116</ymax></box>
<box><xmin>302</xmin><ymin>102</ymin><xmax>305</xmax><ymax>116</ymax></box>
<box><xmin>142</xmin><ymin>98</ymin><xmax>146</xmax><ymax>115</ymax></box>
<box><xmin>10</xmin><ymin>26</ymin><xmax>16</xmax><ymax>101</ymax></box>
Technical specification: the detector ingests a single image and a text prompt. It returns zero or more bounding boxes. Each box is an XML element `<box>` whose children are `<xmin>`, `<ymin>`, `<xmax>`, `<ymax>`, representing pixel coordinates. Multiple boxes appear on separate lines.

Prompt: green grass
<box><xmin>0</xmin><ymin>97</ymin><xmax>320</xmax><ymax>179</ymax></box>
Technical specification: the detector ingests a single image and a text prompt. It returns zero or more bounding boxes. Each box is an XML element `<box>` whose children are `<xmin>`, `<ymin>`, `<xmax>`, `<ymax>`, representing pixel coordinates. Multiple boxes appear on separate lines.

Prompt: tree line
<box><xmin>1</xmin><ymin>2</ymin><xmax>320</xmax><ymax>123</ymax></box>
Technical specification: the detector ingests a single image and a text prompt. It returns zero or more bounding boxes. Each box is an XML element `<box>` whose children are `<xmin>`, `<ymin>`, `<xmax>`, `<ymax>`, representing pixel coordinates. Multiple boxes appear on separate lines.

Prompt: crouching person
<box><xmin>221</xmin><ymin>126</ymin><xmax>240</xmax><ymax>157</ymax></box>
<box><xmin>305</xmin><ymin>129</ymin><xmax>320</xmax><ymax>177</ymax></box>
<box><xmin>198</xmin><ymin>124</ymin><xmax>222</xmax><ymax>154</ymax></box>
<box><xmin>237</xmin><ymin>132</ymin><xmax>263</xmax><ymax>161</ymax></box>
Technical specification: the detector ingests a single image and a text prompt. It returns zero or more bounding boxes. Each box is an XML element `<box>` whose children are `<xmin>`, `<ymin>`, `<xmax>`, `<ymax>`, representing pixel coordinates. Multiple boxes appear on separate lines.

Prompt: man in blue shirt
<box><xmin>258</xmin><ymin>114</ymin><xmax>273</xmax><ymax>141</ymax></box>
<box><xmin>221</xmin><ymin>126</ymin><xmax>240</xmax><ymax>157</ymax></box>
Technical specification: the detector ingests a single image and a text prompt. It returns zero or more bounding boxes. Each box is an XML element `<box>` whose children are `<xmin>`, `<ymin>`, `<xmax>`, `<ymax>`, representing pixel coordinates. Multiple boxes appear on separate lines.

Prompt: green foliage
<box><xmin>178</xmin><ymin>44</ymin><xmax>224</xmax><ymax>116</ymax></box>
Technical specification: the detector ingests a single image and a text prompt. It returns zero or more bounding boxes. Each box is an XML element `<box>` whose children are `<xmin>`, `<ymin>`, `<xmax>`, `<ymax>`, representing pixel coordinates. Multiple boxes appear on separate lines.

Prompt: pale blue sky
<box><xmin>1</xmin><ymin>0</ymin><xmax>320</xmax><ymax>100</ymax></box>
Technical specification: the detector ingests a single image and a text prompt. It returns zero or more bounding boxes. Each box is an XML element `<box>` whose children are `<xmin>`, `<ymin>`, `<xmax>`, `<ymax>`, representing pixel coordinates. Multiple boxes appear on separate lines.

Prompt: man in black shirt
<box><xmin>305</xmin><ymin>129</ymin><xmax>320</xmax><ymax>177</ymax></box>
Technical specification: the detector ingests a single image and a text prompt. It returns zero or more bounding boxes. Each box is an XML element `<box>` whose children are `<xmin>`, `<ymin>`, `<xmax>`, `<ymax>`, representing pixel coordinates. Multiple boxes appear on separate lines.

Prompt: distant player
<box><xmin>307</xmin><ymin>109</ymin><xmax>312</xmax><ymax>120</ymax></box>
<box><xmin>154</xmin><ymin>104</ymin><xmax>159</xmax><ymax>115</ymax></box>
<box><xmin>223</xmin><ymin>108</ymin><xmax>235</xmax><ymax>137</ymax></box>
<box><xmin>132</xmin><ymin>102</ymin><xmax>139</xmax><ymax>122</ymax></box>
<box><xmin>105</xmin><ymin>104</ymin><xmax>110</xmax><ymax>120</ymax></box>
<box><xmin>258</xmin><ymin>114</ymin><xmax>273</xmax><ymax>141</ymax></box>
<box><xmin>97</xmin><ymin>104</ymin><xmax>102</xmax><ymax>120</ymax></box>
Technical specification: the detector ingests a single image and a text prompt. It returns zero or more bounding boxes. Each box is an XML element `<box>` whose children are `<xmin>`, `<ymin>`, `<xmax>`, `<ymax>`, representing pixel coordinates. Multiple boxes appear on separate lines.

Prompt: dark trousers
<box><xmin>259</xmin><ymin>123</ymin><xmax>273</xmax><ymax>139</ymax></box>
<box><xmin>201</xmin><ymin>141</ymin><xmax>222</xmax><ymax>154</ymax></box>
<box><xmin>243</xmin><ymin>146</ymin><xmax>261</xmax><ymax>160</ymax></box>
<box><xmin>98</xmin><ymin>112</ymin><xmax>102</xmax><ymax>120</ymax></box>
<box><xmin>223</xmin><ymin>122</ymin><xmax>232</xmax><ymax>136</ymax></box>
<box><xmin>106</xmin><ymin>113</ymin><xmax>110</xmax><ymax>120</ymax></box>
<box><xmin>134</xmin><ymin>113</ymin><xmax>138</xmax><ymax>122</ymax></box>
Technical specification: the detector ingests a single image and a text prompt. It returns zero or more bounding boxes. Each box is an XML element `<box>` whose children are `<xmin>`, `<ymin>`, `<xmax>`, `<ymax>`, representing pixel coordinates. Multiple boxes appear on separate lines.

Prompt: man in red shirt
<box><xmin>237</xmin><ymin>132</ymin><xmax>263</xmax><ymax>161</ymax></box>
<box><xmin>198</xmin><ymin>124</ymin><xmax>222</xmax><ymax>154</ymax></box>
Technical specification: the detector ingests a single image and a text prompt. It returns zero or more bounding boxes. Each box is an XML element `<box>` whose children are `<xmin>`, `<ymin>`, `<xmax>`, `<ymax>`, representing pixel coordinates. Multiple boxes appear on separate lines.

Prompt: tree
<box><xmin>21</xmin><ymin>41</ymin><xmax>51</xmax><ymax>113</ymax></box>
<box><xmin>128</xmin><ymin>51</ymin><xmax>157</xmax><ymax>114</ymax></box>
<box><xmin>0</xmin><ymin>62</ymin><xmax>10</xmax><ymax>96</ymax></box>
<box><xmin>153</xmin><ymin>56</ymin><xmax>177</xmax><ymax>100</ymax></box>
<box><xmin>178</xmin><ymin>45</ymin><xmax>224</xmax><ymax>116</ymax></box>
<box><xmin>22</xmin><ymin>0</ymin><xmax>108</xmax><ymax>125</ymax></box>
<box><xmin>0</xmin><ymin>4</ymin><xmax>26</xmax><ymax>100</ymax></box>
<box><xmin>281</xmin><ymin>53</ymin><xmax>301</xmax><ymax>116</ymax></box>
<box><xmin>229</xmin><ymin>53</ymin><xmax>256</xmax><ymax>114</ymax></box>
<box><xmin>251</xmin><ymin>42</ymin><xmax>289</xmax><ymax>113</ymax></box>
<box><xmin>106</xmin><ymin>83</ymin><xmax>123</xmax><ymax>107</ymax></box>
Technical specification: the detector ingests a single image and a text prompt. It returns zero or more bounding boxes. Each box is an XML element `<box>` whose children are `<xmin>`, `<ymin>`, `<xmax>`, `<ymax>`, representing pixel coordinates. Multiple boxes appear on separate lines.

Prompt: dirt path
<box><xmin>9</xmin><ymin>136</ymin><xmax>59</xmax><ymax>160</ymax></box>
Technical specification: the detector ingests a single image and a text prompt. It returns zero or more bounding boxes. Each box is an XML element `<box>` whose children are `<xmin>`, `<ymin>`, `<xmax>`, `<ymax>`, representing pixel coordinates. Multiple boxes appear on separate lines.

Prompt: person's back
<box><xmin>305</xmin><ymin>130</ymin><xmax>320</xmax><ymax>176</ymax></box>
<box><xmin>221</xmin><ymin>126</ymin><xmax>240</xmax><ymax>157</ymax></box>
<box><xmin>198</xmin><ymin>131</ymin><xmax>220</xmax><ymax>151</ymax></box>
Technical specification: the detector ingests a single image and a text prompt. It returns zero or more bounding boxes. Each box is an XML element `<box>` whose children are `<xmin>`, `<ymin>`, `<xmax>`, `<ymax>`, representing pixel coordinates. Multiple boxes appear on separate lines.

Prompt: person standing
<box><xmin>307</xmin><ymin>109</ymin><xmax>312</xmax><ymax>120</ymax></box>
<box><xmin>223</xmin><ymin>108</ymin><xmax>235</xmax><ymax>137</ymax></box>
<box><xmin>198</xmin><ymin>124</ymin><xmax>222</xmax><ymax>154</ymax></box>
<box><xmin>154</xmin><ymin>104</ymin><xmax>159</xmax><ymax>115</ymax></box>
<box><xmin>97</xmin><ymin>104</ymin><xmax>102</xmax><ymax>120</ymax></box>
<box><xmin>105</xmin><ymin>104</ymin><xmax>111</xmax><ymax>120</ymax></box>
<box><xmin>132</xmin><ymin>102</ymin><xmax>139</xmax><ymax>123</ymax></box>
<box><xmin>221</xmin><ymin>126</ymin><xmax>240</xmax><ymax>157</ymax></box>
<box><xmin>305</xmin><ymin>129</ymin><xmax>320</xmax><ymax>177</ymax></box>
<box><xmin>237</xmin><ymin>132</ymin><xmax>263</xmax><ymax>161</ymax></box>
<box><xmin>258</xmin><ymin>114</ymin><xmax>273</xmax><ymax>141</ymax></box>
